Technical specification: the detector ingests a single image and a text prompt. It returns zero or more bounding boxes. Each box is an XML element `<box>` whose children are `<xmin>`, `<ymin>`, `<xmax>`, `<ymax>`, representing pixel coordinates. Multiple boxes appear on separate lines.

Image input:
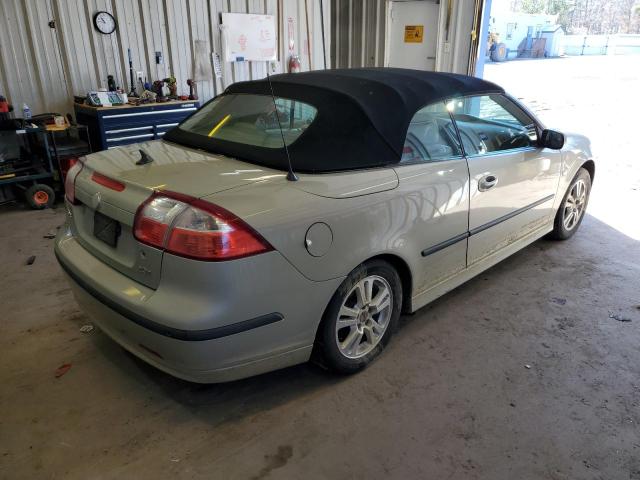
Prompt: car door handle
<box><xmin>478</xmin><ymin>174</ymin><xmax>498</xmax><ymax>192</ymax></box>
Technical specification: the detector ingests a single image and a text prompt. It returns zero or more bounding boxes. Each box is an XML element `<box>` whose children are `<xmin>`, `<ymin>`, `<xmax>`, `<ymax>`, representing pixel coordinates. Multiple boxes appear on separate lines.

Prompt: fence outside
<box><xmin>562</xmin><ymin>34</ymin><xmax>640</xmax><ymax>56</ymax></box>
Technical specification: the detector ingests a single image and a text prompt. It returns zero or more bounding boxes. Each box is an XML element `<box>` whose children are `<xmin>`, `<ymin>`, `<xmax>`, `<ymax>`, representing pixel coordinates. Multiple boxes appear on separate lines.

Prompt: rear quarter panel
<box><xmin>205</xmin><ymin>180</ymin><xmax>409</xmax><ymax>282</ymax></box>
<box><xmin>206</xmin><ymin>161</ymin><xmax>470</xmax><ymax>303</ymax></box>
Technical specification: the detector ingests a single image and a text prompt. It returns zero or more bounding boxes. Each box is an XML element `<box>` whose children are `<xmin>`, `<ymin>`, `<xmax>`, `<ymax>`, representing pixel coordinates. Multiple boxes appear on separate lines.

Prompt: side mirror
<box><xmin>540</xmin><ymin>129</ymin><xmax>565</xmax><ymax>150</ymax></box>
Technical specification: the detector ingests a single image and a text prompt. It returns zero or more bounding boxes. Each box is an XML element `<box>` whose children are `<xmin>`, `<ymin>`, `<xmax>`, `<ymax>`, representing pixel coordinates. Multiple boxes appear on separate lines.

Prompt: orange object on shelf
<box><xmin>45</xmin><ymin>116</ymin><xmax>71</xmax><ymax>131</ymax></box>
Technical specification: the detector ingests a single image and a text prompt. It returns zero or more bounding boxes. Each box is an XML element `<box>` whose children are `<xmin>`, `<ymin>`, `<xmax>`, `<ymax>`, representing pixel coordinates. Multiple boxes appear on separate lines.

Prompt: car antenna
<box><xmin>136</xmin><ymin>148</ymin><xmax>154</xmax><ymax>165</ymax></box>
<box><xmin>266</xmin><ymin>71</ymin><xmax>298</xmax><ymax>181</ymax></box>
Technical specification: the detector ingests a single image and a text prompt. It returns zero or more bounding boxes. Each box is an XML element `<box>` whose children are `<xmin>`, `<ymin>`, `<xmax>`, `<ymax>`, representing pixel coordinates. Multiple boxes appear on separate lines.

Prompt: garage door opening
<box><xmin>476</xmin><ymin>0</ymin><xmax>640</xmax><ymax>240</ymax></box>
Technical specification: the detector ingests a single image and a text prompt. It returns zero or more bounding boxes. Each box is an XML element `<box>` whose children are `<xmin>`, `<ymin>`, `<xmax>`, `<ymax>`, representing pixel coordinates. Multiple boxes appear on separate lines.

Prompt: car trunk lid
<box><xmin>82</xmin><ymin>140</ymin><xmax>282</xmax><ymax>204</ymax></box>
<box><xmin>71</xmin><ymin>140</ymin><xmax>284</xmax><ymax>289</ymax></box>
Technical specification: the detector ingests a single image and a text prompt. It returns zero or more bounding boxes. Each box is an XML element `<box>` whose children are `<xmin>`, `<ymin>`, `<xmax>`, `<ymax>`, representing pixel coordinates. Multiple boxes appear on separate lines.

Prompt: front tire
<box><xmin>316</xmin><ymin>259</ymin><xmax>402</xmax><ymax>374</ymax></box>
<box><xmin>549</xmin><ymin>167</ymin><xmax>591</xmax><ymax>240</ymax></box>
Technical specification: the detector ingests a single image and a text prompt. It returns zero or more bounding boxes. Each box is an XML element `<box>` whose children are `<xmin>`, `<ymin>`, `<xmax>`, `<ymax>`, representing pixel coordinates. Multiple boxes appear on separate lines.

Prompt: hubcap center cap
<box><xmin>358</xmin><ymin>310</ymin><xmax>368</xmax><ymax>326</ymax></box>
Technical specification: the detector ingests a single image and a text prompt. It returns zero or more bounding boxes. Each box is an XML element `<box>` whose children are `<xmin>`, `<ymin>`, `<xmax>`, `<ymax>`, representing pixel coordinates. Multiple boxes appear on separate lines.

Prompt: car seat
<box><xmin>407</xmin><ymin>118</ymin><xmax>454</xmax><ymax>160</ymax></box>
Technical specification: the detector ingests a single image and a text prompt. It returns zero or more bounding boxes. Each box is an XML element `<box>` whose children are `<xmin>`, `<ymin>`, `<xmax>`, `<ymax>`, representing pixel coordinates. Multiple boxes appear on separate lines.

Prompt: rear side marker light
<box><xmin>91</xmin><ymin>172</ymin><xmax>125</xmax><ymax>192</ymax></box>
<box><xmin>138</xmin><ymin>343</ymin><xmax>164</xmax><ymax>359</ymax></box>
<box><xmin>133</xmin><ymin>191</ymin><xmax>273</xmax><ymax>261</ymax></box>
<box><xmin>64</xmin><ymin>156</ymin><xmax>85</xmax><ymax>205</ymax></box>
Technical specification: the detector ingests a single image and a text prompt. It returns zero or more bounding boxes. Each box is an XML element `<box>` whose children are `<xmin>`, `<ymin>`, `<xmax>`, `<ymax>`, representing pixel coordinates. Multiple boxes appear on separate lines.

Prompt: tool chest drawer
<box><xmin>74</xmin><ymin>101</ymin><xmax>199</xmax><ymax>151</ymax></box>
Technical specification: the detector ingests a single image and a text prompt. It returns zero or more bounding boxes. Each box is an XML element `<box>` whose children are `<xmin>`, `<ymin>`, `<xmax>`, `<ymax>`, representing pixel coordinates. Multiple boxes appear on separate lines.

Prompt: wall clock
<box><xmin>93</xmin><ymin>11</ymin><xmax>116</xmax><ymax>35</ymax></box>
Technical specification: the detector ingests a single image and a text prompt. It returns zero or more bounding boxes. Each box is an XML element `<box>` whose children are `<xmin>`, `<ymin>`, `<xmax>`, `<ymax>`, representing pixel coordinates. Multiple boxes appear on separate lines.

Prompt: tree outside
<box><xmin>499</xmin><ymin>0</ymin><xmax>640</xmax><ymax>34</ymax></box>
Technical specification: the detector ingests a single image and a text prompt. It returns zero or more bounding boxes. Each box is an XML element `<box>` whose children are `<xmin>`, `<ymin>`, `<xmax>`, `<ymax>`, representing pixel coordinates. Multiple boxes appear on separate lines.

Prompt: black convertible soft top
<box><xmin>165</xmin><ymin>68</ymin><xmax>504</xmax><ymax>173</ymax></box>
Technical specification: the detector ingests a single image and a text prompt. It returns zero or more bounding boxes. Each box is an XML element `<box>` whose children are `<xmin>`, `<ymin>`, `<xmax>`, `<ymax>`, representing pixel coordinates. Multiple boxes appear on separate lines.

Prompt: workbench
<box><xmin>74</xmin><ymin>100</ymin><xmax>199</xmax><ymax>151</ymax></box>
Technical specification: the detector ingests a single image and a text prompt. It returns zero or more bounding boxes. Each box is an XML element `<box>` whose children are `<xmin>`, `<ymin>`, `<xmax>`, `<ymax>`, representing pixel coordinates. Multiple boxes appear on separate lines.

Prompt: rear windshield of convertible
<box><xmin>178</xmin><ymin>94</ymin><xmax>318</xmax><ymax>148</ymax></box>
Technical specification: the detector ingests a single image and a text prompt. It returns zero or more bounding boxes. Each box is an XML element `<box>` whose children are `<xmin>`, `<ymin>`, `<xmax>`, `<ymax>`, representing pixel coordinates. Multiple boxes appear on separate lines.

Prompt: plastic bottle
<box><xmin>22</xmin><ymin>103</ymin><xmax>31</xmax><ymax>120</ymax></box>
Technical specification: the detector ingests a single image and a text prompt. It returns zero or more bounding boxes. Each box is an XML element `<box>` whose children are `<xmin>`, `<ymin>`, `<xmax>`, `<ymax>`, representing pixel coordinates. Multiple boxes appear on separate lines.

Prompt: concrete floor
<box><xmin>2</xmin><ymin>56</ymin><xmax>640</xmax><ymax>479</ymax></box>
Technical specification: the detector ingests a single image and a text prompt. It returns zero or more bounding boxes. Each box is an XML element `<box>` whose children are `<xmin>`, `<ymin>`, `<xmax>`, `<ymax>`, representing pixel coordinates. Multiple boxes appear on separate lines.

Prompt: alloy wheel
<box><xmin>335</xmin><ymin>275</ymin><xmax>393</xmax><ymax>359</ymax></box>
<box><xmin>563</xmin><ymin>179</ymin><xmax>587</xmax><ymax>231</ymax></box>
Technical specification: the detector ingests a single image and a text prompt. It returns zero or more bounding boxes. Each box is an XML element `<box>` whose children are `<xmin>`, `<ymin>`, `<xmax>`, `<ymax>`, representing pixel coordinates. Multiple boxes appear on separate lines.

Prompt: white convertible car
<box><xmin>55</xmin><ymin>68</ymin><xmax>594</xmax><ymax>382</ymax></box>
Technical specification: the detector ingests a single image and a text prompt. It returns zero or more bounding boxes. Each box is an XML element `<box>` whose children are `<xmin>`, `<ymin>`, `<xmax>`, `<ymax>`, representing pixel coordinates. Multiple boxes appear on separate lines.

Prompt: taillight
<box><xmin>64</xmin><ymin>157</ymin><xmax>85</xmax><ymax>205</ymax></box>
<box><xmin>91</xmin><ymin>172</ymin><xmax>125</xmax><ymax>192</ymax></box>
<box><xmin>133</xmin><ymin>191</ymin><xmax>273</xmax><ymax>261</ymax></box>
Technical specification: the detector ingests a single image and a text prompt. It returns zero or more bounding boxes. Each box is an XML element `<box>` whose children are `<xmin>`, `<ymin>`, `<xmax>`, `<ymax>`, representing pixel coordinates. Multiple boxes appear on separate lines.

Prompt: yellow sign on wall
<box><xmin>404</xmin><ymin>25</ymin><xmax>424</xmax><ymax>43</ymax></box>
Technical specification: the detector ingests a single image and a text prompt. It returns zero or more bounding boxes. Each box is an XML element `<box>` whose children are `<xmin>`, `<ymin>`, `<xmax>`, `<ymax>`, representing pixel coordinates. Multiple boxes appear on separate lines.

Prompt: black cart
<box><xmin>0</xmin><ymin>120</ymin><xmax>58</xmax><ymax>209</ymax></box>
<box><xmin>0</xmin><ymin>117</ymin><xmax>91</xmax><ymax>209</ymax></box>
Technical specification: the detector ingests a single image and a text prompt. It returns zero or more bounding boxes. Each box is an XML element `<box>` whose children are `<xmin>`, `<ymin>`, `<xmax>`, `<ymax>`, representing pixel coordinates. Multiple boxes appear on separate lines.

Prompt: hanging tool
<box><xmin>187</xmin><ymin>79</ymin><xmax>198</xmax><ymax>100</ymax></box>
<box><xmin>128</xmin><ymin>49</ymin><xmax>138</xmax><ymax>97</ymax></box>
<box><xmin>320</xmin><ymin>0</ymin><xmax>327</xmax><ymax>69</ymax></box>
<box><xmin>304</xmin><ymin>0</ymin><xmax>312</xmax><ymax>70</ymax></box>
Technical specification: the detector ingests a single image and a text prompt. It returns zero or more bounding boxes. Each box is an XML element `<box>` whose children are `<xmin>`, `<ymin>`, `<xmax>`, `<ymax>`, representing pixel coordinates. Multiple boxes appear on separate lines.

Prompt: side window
<box><xmin>535</xmin><ymin>24</ymin><xmax>543</xmax><ymax>37</ymax></box>
<box><xmin>401</xmin><ymin>101</ymin><xmax>463</xmax><ymax>164</ymax></box>
<box><xmin>446</xmin><ymin>95</ymin><xmax>538</xmax><ymax>157</ymax></box>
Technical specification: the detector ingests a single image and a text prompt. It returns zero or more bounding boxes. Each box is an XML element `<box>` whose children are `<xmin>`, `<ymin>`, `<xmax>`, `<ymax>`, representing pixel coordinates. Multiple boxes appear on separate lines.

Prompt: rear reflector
<box><xmin>138</xmin><ymin>343</ymin><xmax>164</xmax><ymax>359</ymax></box>
<box><xmin>91</xmin><ymin>172</ymin><xmax>125</xmax><ymax>192</ymax></box>
<box><xmin>135</xmin><ymin>217</ymin><xmax>169</xmax><ymax>246</ymax></box>
<box><xmin>60</xmin><ymin>156</ymin><xmax>79</xmax><ymax>183</ymax></box>
<box><xmin>134</xmin><ymin>191</ymin><xmax>273</xmax><ymax>261</ymax></box>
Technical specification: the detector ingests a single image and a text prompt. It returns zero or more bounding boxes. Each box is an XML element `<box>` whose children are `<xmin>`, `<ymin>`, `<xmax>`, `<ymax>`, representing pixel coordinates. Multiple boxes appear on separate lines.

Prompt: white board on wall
<box><xmin>221</xmin><ymin>13</ymin><xmax>277</xmax><ymax>62</ymax></box>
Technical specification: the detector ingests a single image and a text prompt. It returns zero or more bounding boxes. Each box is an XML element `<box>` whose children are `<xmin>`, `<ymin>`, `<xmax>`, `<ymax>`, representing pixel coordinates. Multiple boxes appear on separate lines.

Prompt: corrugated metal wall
<box><xmin>331</xmin><ymin>0</ymin><xmax>386</xmax><ymax>68</ymax></box>
<box><xmin>0</xmin><ymin>0</ymin><xmax>330</xmax><ymax>117</ymax></box>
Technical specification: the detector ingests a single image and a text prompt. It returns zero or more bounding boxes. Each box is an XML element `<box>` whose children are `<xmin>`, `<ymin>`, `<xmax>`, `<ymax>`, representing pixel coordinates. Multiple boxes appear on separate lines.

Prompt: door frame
<box><xmin>384</xmin><ymin>0</ymin><xmax>443</xmax><ymax>68</ymax></box>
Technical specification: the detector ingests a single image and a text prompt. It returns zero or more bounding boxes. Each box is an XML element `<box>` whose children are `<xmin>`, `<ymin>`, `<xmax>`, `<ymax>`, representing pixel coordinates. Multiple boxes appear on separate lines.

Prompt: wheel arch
<box><xmin>311</xmin><ymin>251</ymin><xmax>413</xmax><ymax>367</ymax></box>
<box><xmin>364</xmin><ymin>253</ymin><xmax>413</xmax><ymax>314</ymax></box>
<box><xmin>315</xmin><ymin>251</ymin><xmax>414</xmax><ymax>340</ymax></box>
<box><xmin>581</xmin><ymin>159</ymin><xmax>595</xmax><ymax>183</ymax></box>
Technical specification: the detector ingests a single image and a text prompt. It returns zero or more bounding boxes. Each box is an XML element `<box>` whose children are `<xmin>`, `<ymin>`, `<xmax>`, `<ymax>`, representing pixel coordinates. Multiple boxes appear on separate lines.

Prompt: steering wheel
<box><xmin>502</xmin><ymin>133</ymin><xmax>530</xmax><ymax>149</ymax></box>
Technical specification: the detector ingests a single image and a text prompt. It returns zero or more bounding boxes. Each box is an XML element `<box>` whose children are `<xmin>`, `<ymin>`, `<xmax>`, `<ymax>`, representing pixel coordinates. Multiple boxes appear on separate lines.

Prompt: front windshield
<box><xmin>177</xmin><ymin>94</ymin><xmax>318</xmax><ymax>148</ymax></box>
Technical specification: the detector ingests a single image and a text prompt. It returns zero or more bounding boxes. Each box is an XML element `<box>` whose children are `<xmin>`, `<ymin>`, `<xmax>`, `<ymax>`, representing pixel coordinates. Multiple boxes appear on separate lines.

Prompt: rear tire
<box><xmin>549</xmin><ymin>168</ymin><xmax>591</xmax><ymax>240</ymax></box>
<box><xmin>25</xmin><ymin>184</ymin><xmax>55</xmax><ymax>209</ymax></box>
<box><xmin>316</xmin><ymin>259</ymin><xmax>402</xmax><ymax>374</ymax></box>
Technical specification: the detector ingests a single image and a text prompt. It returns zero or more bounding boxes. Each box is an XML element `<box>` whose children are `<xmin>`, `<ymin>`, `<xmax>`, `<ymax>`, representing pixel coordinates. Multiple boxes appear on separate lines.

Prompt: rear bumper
<box><xmin>55</xmin><ymin>226</ymin><xmax>342</xmax><ymax>383</ymax></box>
<box><xmin>56</xmin><ymin>252</ymin><xmax>284</xmax><ymax>341</ymax></box>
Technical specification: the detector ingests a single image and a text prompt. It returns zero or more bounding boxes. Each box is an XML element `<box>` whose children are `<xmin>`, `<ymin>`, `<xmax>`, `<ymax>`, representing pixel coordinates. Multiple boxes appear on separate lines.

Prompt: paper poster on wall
<box><xmin>221</xmin><ymin>13</ymin><xmax>277</xmax><ymax>62</ymax></box>
<box><xmin>404</xmin><ymin>25</ymin><xmax>424</xmax><ymax>43</ymax></box>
